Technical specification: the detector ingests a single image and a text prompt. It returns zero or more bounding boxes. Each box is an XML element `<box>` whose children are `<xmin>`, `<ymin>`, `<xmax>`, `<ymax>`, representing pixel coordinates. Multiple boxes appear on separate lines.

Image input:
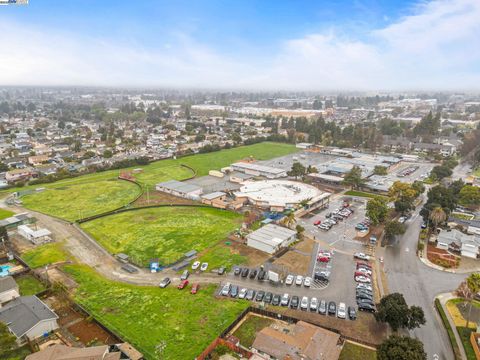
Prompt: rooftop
<box><xmin>156</xmin><ymin>179</ymin><xmax>202</xmax><ymax>194</ymax></box>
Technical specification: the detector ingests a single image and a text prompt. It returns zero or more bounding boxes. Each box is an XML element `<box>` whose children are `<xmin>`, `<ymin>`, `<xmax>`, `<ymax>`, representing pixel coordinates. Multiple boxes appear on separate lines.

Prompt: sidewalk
<box><xmin>436</xmin><ymin>292</ymin><xmax>467</xmax><ymax>360</ymax></box>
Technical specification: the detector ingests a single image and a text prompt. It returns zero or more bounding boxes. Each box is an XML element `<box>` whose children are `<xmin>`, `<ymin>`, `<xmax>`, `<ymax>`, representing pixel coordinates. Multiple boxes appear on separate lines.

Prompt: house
<box><xmin>5</xmin><ymin>168</ymin><xmax>32</xmax><ymax>183</ymax></box>
<box><xmin>155</xmin><ymin>179</ymin><xmax>203</xmax><ymax>200</ymax></box>
<box><xmin>0</xmin><ymin>276</ymin><xmax>20</xmax><ymax>306</ymax></box>
<box><xmin>437</xmin><ymin>229</ymin><xmax>480</xmax><ymax>259</ymax></box>
<box><xmin>251</xmin><ymin>320</ymin><xmax>341</xmax><ymax>360</ymax></box>
<box><xmin>246</xmin><ymin>224</ymin><xmax>297</xmax><ymax>254</ymax></box>
<box><xmin>201</xmin><ymin>191</ymin><xmax>246</xmax><ymax>210</ymax></box>
<box><xmin>0</xmin><ymin>295</ymin><xmax>59</xmax><ymax>344</ymax></box>
<box><xmin>28</xmin><ymin>155</ymin><xmax>50</xmax><ymax>166</ymax></box>
<box><xmin>18</xmin><ymin>224</ymin><xmax>52</xmax><ymax>245</ymax></box>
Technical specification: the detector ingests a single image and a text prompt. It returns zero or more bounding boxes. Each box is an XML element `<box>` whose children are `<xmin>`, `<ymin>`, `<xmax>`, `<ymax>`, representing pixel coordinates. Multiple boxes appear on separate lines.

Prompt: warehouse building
<box><xmin>230</xmin><ymin>162</ymin><xmax>287</xmax><ymax>179</ymax></box>
<box><xmin>246</xmin><ymin>224</ymin><xmax>297</xmax><ymax>254</ymax></box>
<box><xmin>155</xmin><ymin>180</ymin><xmax>203</xmax><ymax>200</ymax></box>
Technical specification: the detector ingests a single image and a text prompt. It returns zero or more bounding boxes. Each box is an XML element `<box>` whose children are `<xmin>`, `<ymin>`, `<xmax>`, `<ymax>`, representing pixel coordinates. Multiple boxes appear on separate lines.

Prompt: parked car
<box><xmin>355</xmin><ymin>267</ymin><xmax>372</xmax><ymax>276</ymax></box>
<box><xmin>272</xmin><ymin>294</ymin><xmax>281</xmax><ymax>306</ymax></box>
<box><xmin>234</xmin><ymin>267</ymin><xmax>241</xmax><ymax>276</ymax></box>
<box><xmin>230</xmin><ymin>285</ymin><xmax>238</xmax><ymax>298</ymax></box>
<box><xmin>358</xmin><ymin>303</ymin><xmax>376</xmax><ymax>313</ymax></box>
<box><xmin>200</xmin><ymin>262</ymin><xmax>208</xmax><ymax>271</ymax></box>
<box><xmin>191</xmin><ymin>261</ymin><xmax>200</xmax><ymax>270</ymax></box>
<box><xmin>159</xmin><ymin>277</ymin><xmax>171</xmax><ymax>288</ymax></box>
<box><xmin>357</xmin><ymin>283</ymin><xmax>373</xmax><ymax>291</ymax></box>
<box><xmin>180</xmin><ymin>270</ymin><xmax>189</xmax><ymax>280</ymax></box>
<box><xmin>241</xmin><ymin>268</ymin><xmax>250</xmax><ymax>277</ymax></box>
<box><xmin>290</xmin><ymin>295</ymin><xmax>299</xmax><ymax>309</ymax></box>
<box><xmin>314</xmin><ymin>220</ymin><xmax>322</xmax><ymax>226</ymax></box>
<box><xmin>257</xmin><ymin>269</ymin><xmax>266</xmax><ymax>280</ymax></box>
<box><xmin>317</xmin><ymin>255</ymin><xmax>330</xmax><ymax>263</ymax></box>
<box><xmin>421</xmin><ymin>222</ymin><xmax>427</xmax><ymax>229</ymax></box>
<box><xmin>356</xmin><ymin>289</ymin><xmax>373</xmax><ymax>297</ymax></box>
<box><xmin>357</xmin><ymin>299</ymin><xmax>375</xmax><ymax>308</ymax></box>
<box><xmin>356</xmin><ymin>293</ymin><xmax>374</xmax><ymax>302</ymax></box>
<box><xmin>300</xmin><ymin>296</ymin><xmax>309</xmax><ymax>310</ymax></box>
<box><xmin>319</xmin><ymin>300</ymin><xmax>327</xmax><ymax>314</ymax></box>
<box><xmin>310</xmin><ymin>297</ymin><xmax>318</xmax><ymax>311</ymax></box>
<box><xmin>355</xmin><ymin>223</ymin><xmax>368</xmax><ymax>231</ymax></box>
<box><xmin>337</xmin><ymin>302</ymin><xmax>346</xmax><ymax>319</ymax></box>
<box><xmin>249</xmin><ymin>269</ymin><xmax>258</xmax><ymax>279</ymax></box>
<box><xmin>319</xmin><ymin>224</ymin><xmax>331</xmax><ymax>231</ymax></box>
<box><xmin>218</xmin><ymin>266</ymin><xmax>226</xmax><ymax>275</ymax></box>
<box><xmin>178</xmin><ymin>280</ymin><xmax>189</xmax><ymax>290</ymax></box>
<box><xmin>285</xmin><ymin>274</ymin><xmax>294</xmax><ymax>285</ymax></box>
<box><xmin>348</xmin><ymin>306</ymin><xmax>357</xmax><ymax>320</ymax></box>
<box><xmin>264</xmin><ymin>292</ymin><xmax>273</xmax><ymax>303</ymax></box>
<box><xmin>356</xmin><ymin>262</ymin><xmax>372</xmax><ymax>269</ymax></box>
<box><xmin>328</xmin><ymin>301</ymin><xmax>337</xmax><ymax>315</ymax></box>
<box><xmin>354</xmin><ymin>252</ymin><xmax>370</xmax><ymax>261</ymax></box>
<box><xmin>220</xmin><ymin>283</ymin><xmax>231</xmax><ymax>296</ymax></box>
<box><xmin>255</xmin><ymin>290</ymin><xmax>265</xmax><ymax>302</ymax></box>
<box><xmin>314</xmin><ymin>270</ymin><xmax>330</xmax><ymax>282</ymax></box>
<box><xmin>238</xmin><ymin>288</ymin><xmax>248</xmax><ymax>299</ymax></box>
<box><xmin>304</xmin><ymin>277</ymin><xmax>312</xmax><ymax>287</ymax></box>
<box><xmin>190</xmin><ymin>283</ymin><xmax>199</xmax><ymax>294</ymax></box>
<box><xmin>281</xmin><ymin>293</ymin><xmax>290</xmax><ymax>306</ymax></box>
<box><xmin>398</xmin><ymin>216</ymin><xmax>407</xmax><ymax>224</ymax></box>
<box><xmin>246</xmin><ymin>289</ymin><xmax>256</xmax><ymax>301</ymax></box>
<box><xmin>295</xmin><ymin>275</ymin><xmax>304</xmax><ymax>286</ymax></box>
<box><xmin>355</xmin><ymin>276</ymin><xmax>372</xmax><ymax>283</ymax></box>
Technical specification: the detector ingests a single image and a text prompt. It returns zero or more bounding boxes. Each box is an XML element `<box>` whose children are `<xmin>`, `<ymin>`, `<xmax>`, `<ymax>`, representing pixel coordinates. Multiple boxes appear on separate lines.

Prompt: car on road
<box><xmin>319</xmin><ymin>300</ymin><xmax>327</xmax><ymax>315</ymax></box>
<box><xmin>230</xmin><ymin>285</ymin><xmax>238</xmax><ymax>298</ymax></box>
<box><xmin>241</xmin><ymin>268</ymin><xmax>250</xmax><ymax>277</ymax></box>
<box><xmin>290</xmin><ymin>295</ymin><xmax>299</xmax><ymax>309</ymax></box>
<box><xmin>348</xmin><ymin>306</ymin><xmax>357</xmax><ymax>320</ymax></box>
<box><xmin>300</xmin><ymin>296</ymin><xmax>309</xmax><ymax>310</ymax></box>
<box><xmin>246</xmin><ymin>289</ymin><xmax>256</xmax><ymax>300</ymax></box>
<box><xmin>358</xmin><ymin>303</ymin><xmax>376</xmax><ymax>313</ymax></box>
<box><xmin>191</xmin><ymin>283</ymin><xmax>199</xmax><ymax>294</ymax></box>
<box><xmin>272</xmin><ymin>294</ymin><xmax>281</xmax><ymax>306</ymax></box>
<box><xmin>238</xmin><ymin>288</ymin><xmax>248</xmax><ymax>299</ymax></box>
<box><xmin>314</xmin><ymin>220</ymin><xmax>322</xmax><ymax>226</ymax></box>
<box><xmin>281</xmin><ymin>293</ymin><xmax>290</xmax><ymax>306</ymax></box>
<box><xmin>159</xmin><ymin>278</ymin><xmax>171</xmax><ymax>288</ymax></box>
<box><xmin>191</xmin><ymin>261</ymin><xmax>200</xmax><ymax>270</ymax></box>
<box><xmin>310</xmin><ymin>297</ymin><xmax>318</xmax><ymax>311</ymax></box>
<box><xmin>220</xmin><ymin>283</ymin><xmax>231</xmax><ymax>296</ymax></box>
<box><xmin>295</xmin><ymin>275</ymin><xmax>304</xmax><ymax>286</ymax></box>
<box><xmin>200</xmin><ymin>262</ymin><xmax>208</xmax><ymax>271</ymax></box>
<box><xmin>398</xmin><ymin>216</ymin><xmax>407</xmax><ymax>223</ymax></box>
<box><xmin>249</xmin><ymin>269</ymin><xmax>258</xmax><ymax>279</ymax></box>
<box><xmin>180</xmin><ymin>270</ymin><xmax>189</xmax><ymax>280</ymax></box>
<box><xmin>178</xmin><ymin>280</ymin><xmax>189</xmax><ymax>290</ymax></box>
<box><xmin>285</xmin><ymin>274</ymin><xmax>294</xmax><ymax>285</ymax></box>
<box><xmin>355</xmin><ymin>275</ymin><xmax>372</xmax><ymax>283</ymax></box>
<box><xmin>304</xmin><ymin>277</ymin><xmax>312</xmax><ymax>287</ymax></box>
<box><xmin>264</xmin><ymin>292</ymin><xmax>273</xmax><ymax>303</ymax></box>
<box><xmin>234</xmin><ymin>267</ymin><xmax>241</xmax><ymax>276</ymax></box>
<box><xmin>337</xmin><ymin>302</ymin><xmax>346</xmax><ymax>319</ymax></box>
<box><xmin>353</xmin><ymin>252</ymin><xmax>370</xmax><ymax>261</ymax></box>
<box><xmin>218</xmin><ymin>266</ymin><xmax>226</xmax><ymax>275</ymax></box>
<box><xmin>328</xmin><ymin>301</ymin><xmax>336</xmax><ymax>315</ymax></box>
<box><xmin>255</xmin><ymin>290</ymin><xmax>265</xmax><ymax>302</ymax></box>
<box><xmin>357</xmin><ymin>283</ymin><xmax>373</xmax><ymax>291</ymax></box>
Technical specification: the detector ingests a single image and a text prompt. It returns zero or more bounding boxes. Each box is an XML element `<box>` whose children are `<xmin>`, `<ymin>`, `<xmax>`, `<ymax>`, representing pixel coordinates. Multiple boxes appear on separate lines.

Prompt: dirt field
<box><xmin>230</xmin><ymin>240</ymin><xmax>270</xmax><ymax>267</ymax></box>
<box><xmin>272</xmin><ymin>238</ymin><xmax>315</xmax><ymax>275</ymax></box>
<box><xmin>133</xmin><ymin>190</ymin><xmax>197</xmax><ymax>206</ymax></box>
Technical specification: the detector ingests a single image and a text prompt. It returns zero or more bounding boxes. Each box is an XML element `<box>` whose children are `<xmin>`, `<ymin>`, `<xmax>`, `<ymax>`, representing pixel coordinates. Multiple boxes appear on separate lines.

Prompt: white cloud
<box><xmin>0</xmin><ymin>0</ymin><xmax>479</xmax><ymax>90</ymax></box>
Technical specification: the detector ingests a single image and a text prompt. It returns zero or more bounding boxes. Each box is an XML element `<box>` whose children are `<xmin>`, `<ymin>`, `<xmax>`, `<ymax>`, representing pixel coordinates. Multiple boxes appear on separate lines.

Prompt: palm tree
<box><xmin>283</xmin><ymin>212</ymin><xmax>296</xmax><ymax>229</ymax></box>
<box><xmin>429</xmin><ymin>206</ymin><xmax>446</xmax><ymax>230</ymax></box>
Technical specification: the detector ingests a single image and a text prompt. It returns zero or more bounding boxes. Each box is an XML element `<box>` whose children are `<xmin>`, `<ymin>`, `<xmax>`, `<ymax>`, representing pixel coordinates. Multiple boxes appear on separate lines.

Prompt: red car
<box><xmin>357</xmin><ymin>262</ymin><xmax>372</xmax><ymax>269</ymax></box>
<box><xmin>191</xmin><ymin>283</ymin><xmax>199</xmax><ymax>294</ymax></box>
<box><xmin>317</xmin><ymin>256</ymin><xmax>330</xmax><ymax>263</ymax></box>
<box><xmin>314</xmin><ymin>220</ymin><xmax>322</xmax><ymax>226</ymax></box>
<box><xmin>178</xmin><ymin>280</ymin><xmax>189</xmax><ymax>289</ymax></box>
<box><xmin>354</xmin><ymin>271</ymin><xmax>371</xmax><ymax>278</ymax></box>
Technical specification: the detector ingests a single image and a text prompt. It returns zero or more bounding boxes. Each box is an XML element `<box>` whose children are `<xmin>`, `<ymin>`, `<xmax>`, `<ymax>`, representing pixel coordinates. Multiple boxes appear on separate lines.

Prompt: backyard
<box><xmin>16</xmin><ymin>274</ymin><xmax>46</xmax><ymax>295</ymax></box>
<box><xmin>0</xmin><ymin>208</ymin><xmax>14</xmax><ymax>220</ymax></box>
<box><xmin>232</xmin><ymin>314</ymin><xmax>274</xmax><ymax>348</ymax></box>
<box><xmin>81</xmin><ymin>206</ymin><xmax>243</xmax><ymax>266</ymax></box>
<box><xmin>64</xmin><ymin>265</ymin><xmax>248</xmax><ymax>360</ymax></box>
<box><xmin>22</xmin><ymin>242</ymin><xmax>71</xmax><ymax>269</ymax></box>
<box><xmin>339</xmin><ymin>341</ymin><xmax>377</xmax><ymax>360</ymax></box>
<box><xmin>20</xmin><ymin>179</ymin><xmax>142</xmax><ymax>221</ymax></box>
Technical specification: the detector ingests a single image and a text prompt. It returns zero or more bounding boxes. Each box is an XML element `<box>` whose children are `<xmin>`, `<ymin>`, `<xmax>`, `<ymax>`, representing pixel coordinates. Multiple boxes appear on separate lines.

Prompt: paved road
<box><xmin>383</xmin><ymin>210</ymin><xmax>467</xmax><ymax>360</ymax></box>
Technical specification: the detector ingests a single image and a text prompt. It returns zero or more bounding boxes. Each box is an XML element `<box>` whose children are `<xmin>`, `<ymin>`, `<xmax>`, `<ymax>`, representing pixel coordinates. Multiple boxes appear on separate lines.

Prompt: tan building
<box><xmin>28</xmin><ymin>154</ymin><xmax>50</xmax><ymax>166</ymax></box>
<box><xmin>25</xmin><ymin>343</ymin><xmax>144</xmax><ymax>360</ymax></box>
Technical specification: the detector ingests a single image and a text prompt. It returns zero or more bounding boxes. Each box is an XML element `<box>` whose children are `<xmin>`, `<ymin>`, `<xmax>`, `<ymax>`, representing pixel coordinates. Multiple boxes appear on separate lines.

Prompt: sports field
<box><xmin>21</xmin><ymin>179</ymin><xmax>142</xmax><ymax>221</ymax></box>
<box><xmin>81</xmin><ymin>206</ymin><xmax>243</xmax><ymax>266</ymax></box>
<box><xmin>64</xmin><ymin>265</ymin><xmax>248</xmax><ymax>360</ymax></box>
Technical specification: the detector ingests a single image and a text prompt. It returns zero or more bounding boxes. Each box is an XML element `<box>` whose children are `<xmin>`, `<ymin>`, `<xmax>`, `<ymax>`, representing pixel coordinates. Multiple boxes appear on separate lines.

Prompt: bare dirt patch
<box><xmin>230</xmin><ymin>241</ymin><xmax>269</xmax><ymax>267</ymax></box>
<box><xmin>133</xmin><ymin>191</ymin><xmax>197</xmax><ymax>206</ymax></box>
<box><xmin>272</xmin><ymin>238</ymin><xmax>314</xmax><ymax>275</ymax></box>
<box><xmin>68</xmin><ymin>319</ymin><xmax>119</xmax><ymax>345</ymax></box>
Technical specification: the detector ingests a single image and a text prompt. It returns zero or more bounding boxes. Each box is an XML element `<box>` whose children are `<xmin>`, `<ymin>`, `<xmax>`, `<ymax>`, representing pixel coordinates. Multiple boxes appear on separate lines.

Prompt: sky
<box><xmin>0</xmin><ymin>0</ymin><xmax>479</xmax><ymax>91</ymax></box>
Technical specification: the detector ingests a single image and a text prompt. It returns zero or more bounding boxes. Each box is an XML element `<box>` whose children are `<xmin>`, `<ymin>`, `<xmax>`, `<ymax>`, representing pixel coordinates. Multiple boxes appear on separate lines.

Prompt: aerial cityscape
<box><xmin>0</xmin><ymin>1</ymin><xmax>480</xmax><ymax>360</ymax></box>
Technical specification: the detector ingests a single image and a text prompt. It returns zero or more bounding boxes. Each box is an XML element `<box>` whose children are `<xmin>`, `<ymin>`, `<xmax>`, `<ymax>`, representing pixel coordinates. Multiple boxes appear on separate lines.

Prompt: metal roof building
<box><xmin>155</xmin><ymin>179</ymin><xmax>203</xmax><ymax>200</ymax></box>
<box><xmin>230</xmin><ymin>162</ymin><xmax>287</xmax><ymax>179</ymax></box>
<box><xmin>246</xmin><ymin>224</ymin><xmax>296</xmax><ymax>254</ymax></box>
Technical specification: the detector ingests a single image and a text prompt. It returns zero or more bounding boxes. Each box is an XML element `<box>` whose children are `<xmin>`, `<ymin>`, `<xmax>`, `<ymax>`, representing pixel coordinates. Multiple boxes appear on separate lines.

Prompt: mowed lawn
<box><xmin>64</xmin><ymin>265</ymin><xmax>248</xmax><ymax>360</ymax></box>
<box><xmin>0</xmin><ymin>208</ymin><xmax>14</xmax><ymax>220</ymax></box>
<box><xmin>16</xmin><ymin>274</ymin><xmax>46</xmax><ymax>295</ymax></box>
<box><xmin>81</xmin><ymin>207</ymin><xmax>243</xmax><ymax>266</ymax></box>
<box><xmin>22</xmin><ymin>242</ymin><xmax>71</xmax><ymax>269</ymax></box>
<box><xmin>21</xmin><ymin>179</ymin><xmax>142</xmax><ymax>221</ymax></box>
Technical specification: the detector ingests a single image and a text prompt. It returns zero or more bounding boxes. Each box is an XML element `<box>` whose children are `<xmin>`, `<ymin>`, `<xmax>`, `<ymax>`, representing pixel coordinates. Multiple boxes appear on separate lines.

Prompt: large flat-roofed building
<box><xmin>234</xmin><ymin>180</ymin><xmax>330</xmax><ymax>212</ymax></box>
<box><xmin>155</xmin><ymin>180</ymin><xmax>203</xmax><ymax>200</ymax></box>
<box><xmin>230</xmin><ymin>162</ymin><xmax>287</xmax><ymax>179</ymax></box>
<box><xmin>246</xmin><ymin>224</ymin><xmax>297</xmax><ymax>254</ymax></box>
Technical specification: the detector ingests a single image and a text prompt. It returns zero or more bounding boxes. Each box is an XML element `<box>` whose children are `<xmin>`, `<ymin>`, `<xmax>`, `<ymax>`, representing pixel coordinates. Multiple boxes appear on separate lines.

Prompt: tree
<box><xmin>366</xmin><ymin>196</ymin><xmax>389</xmax><ymax>225</ymax></box>
<box><xmin>430</xmin><ymin>165</ymin><xmax>453</xmax><ymax>180</ymax></box>
<box><xmin>377</xmin><ymin>335</ymin><xmax>426</xmax><ymax>360</ymax></box>
<box><xmin>0</xmin><ymin>162</ymin><xmax>8</xmax><ymax>172</ymax></box>
<box><xmin>429</xmin><ymin>206</ymin><xmax>446</xmax><ymax>230</ymax></box>
<box><xmin>459</xmin><ymin>185</ymin><xmax>480</xmax><ymax>207</ymax></box>
<box><xmin>384</xmin><ymin>220</ymin><xmax>406</xmax><ymax>241</ymax></box>
<box><xmin>103</xmin><ymin>150</ymin><xmax>113</xmax><ymax>158</ymax></box>
<box><xmin>287</xmin><ymin>162</ymin><xmax>306</xmax><ymax>180</ymax></box>
<box><xmin>375</xmin><ymin>293</ymin><xmax>426</xmax><ymax>331</ymax></box>
<box><xmin>295</xmin><ymin>224</ymin><xmax>305</xmax><ymax>238</ymax></box>
<box><xmin>282</xmin><ymin>212</ymin><xmax>296</xmax><ymax>229</ymax></box>
<box><xmin>457</xmin><ymin>273</ymin><xmax>480</xmax><ymax>328</ymax></box>
<box><xmin>0</xmin><ymin>321</ymin><xmax>16</xmax><ymax>356</ymax></box>
<box><xmin>411</xmin><ymin>180</ymin><xmax>425</xmax><ymax>195</ymax></box>
<box><xmin>306</xmin><ymin>165</ymin><xmax>318</xmax><ymax>174</ymax></box>
<box><xmin>374</xmin><ymin>165</ymin><xmax>388</xmax><ymax>175</ymax></box>
<box><xmin>342</xmin><ymin>166</ymin><xmax>365</xmax><ymax>190</ymax></box>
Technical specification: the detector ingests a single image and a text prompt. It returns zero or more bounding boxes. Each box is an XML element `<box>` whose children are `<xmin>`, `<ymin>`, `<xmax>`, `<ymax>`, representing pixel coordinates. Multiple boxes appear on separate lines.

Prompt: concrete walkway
<box><xmin>436</xmin><ymin>292</ymin><xmax>467</xmax><ymax>360</ymax></box>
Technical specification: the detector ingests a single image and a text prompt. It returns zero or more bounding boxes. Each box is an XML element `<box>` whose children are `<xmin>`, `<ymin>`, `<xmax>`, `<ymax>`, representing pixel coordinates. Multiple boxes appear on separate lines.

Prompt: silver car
<box><xmin>310</xmin><ymin>297</ymin><xmax>318</xmax><ymax>311</ymax></box>
<box><xmin>300</xmin><ymin>296</ymin><xmax>309</xmax><ymax>310</ymax></box>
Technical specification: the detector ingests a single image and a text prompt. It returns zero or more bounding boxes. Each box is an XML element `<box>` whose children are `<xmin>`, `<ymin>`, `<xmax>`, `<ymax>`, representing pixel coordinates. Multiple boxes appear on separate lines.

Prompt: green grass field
<box><xmin>16</xmin><ymin>274</ymin><xmax>46</xmax><ymax>295</ymax></box>
<box><xmin>22</xmin><ymin>242</ymin><xmax>71</xmax><ymax>269</ymax></box>
<box><xmin>195</xmin><ymin>243</ymin><xmax>246</xmax><ymax>271</ymax></box>
<box><xmin>457</xmin><ymin>327</ymin><xmax>477</xmax><ymax>360</ymax></box>
<box><xmin>344</xmin><ymin>190</ymin><xmax>388</xmax><ymax>199</ymax></box>
<box><xmin>232</xmin><ymin>315</ymin><xmax>274</xmax><ymax>348</ymax></box>
<box><xmin>64</xmin><ymin>265</ymin><xmax>248</xmax><ymax>360</ymax></box>
<box><xmin>0</xmin><ymin>208</ymin><xmax>14</xmax><ymax>220</ymax></box>
<box><xmin>20</xmin><ymin>179</ymin><xmax>142</xmax><ymax>221</ymax></box>
<box><xmin>81</xmin><ymin>207</ymin><xmax>243</xmax><ymax>266</ymax></box>
<box><xmin>339</xmin><ymin>341</ymin><xmax>377</xmax><ymax>360</ymax></box>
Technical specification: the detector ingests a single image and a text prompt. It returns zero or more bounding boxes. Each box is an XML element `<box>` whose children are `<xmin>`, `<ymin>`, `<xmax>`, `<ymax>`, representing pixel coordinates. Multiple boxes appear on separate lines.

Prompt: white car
<box><xmin>238</xmin><ymin>288</ymin><xmax>248</xmax><ymax>299</ymax></box>
<box><xmin>220</xmin><ymin>283</ymin><xmax>231</xmax><ymax>296</ymax></box>
<box><xmin>295</xmin><ymin>275</ymin><xmax>304</xmax><ymax>286</ymax></box>
<box><xmin>303</xmin><ymin>277</ymin><xmax>312</xmax><ymax>287</ymax></box>
<box><xmin>355</xmin><ymin>276</ymin><xmax>372</xmax><ymax>283</ymax></box>
<box><xmin>356</xmin><ymin>267</ymin><xmax>372</xmax><ymax>276</ymax></box>
<box><xmin>309</xmin><ymin>297</ymin><xmax>318</xmax><ymax>311</ymax></box>
<box><xmin>281</xmin><ymin>293</ymin><xmax>290</xmax><ymax>306</ymax></box>
<box><xmin>200</xmin><ymin>262</ymin><xmax>208</xmax><ymax>271</ymax></box>
<box><xmin>191</xmin><ymin>261</ymin><xmax>200</xmax><ymax>270</ymax></box>
<box><xmin>285</xmin><ymin>274</ymin><xmax>294</xmax><ymax>285</ymax></box>
<box><xmin>357</xmin><ymin>283</ymin><xmax>373</xmax><ymax>291</ymax></box>
<box><xmin>398</xmin><ymin>216</ymin><xmax>407</xmax><ymax>223</ymax></box>
<box><xmin>300</xmin><ymin>296</ymin><xmax>309</xmax><ymax>310</ymax></box>
<box><xmin>337</xmin><ymin>302</ymin><xmax>346</xmax><ymax>319</ymax></box>
<box><xmin>354</xmin><ymin>252</ymin><xmax>370</xmax><ymax>261</ymax></box>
